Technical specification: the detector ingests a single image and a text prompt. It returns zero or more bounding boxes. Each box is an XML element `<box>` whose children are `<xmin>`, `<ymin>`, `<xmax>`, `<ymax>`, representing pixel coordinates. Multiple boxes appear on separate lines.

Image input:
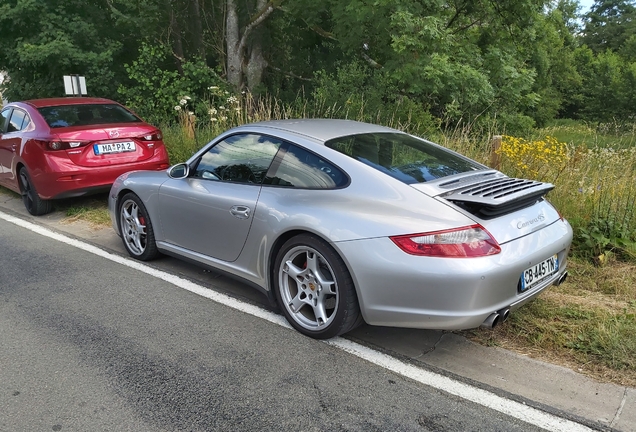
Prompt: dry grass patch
<box><xmin>57</xmin><ymin>195</ymin><xmax>111</xmax><ymax>228</ymax></box>
<box><xmin>464</xmin><ymin>259</ymin><xmax>636</xmax><ymax>387</ymax></box>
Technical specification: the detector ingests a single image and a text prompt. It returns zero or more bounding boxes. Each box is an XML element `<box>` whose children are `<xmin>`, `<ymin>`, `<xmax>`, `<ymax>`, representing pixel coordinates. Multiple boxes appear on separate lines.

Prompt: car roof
<box><xmin>245</xmin><ymin>119</ymin><xmax>399</xmax><ymax>142</ymax></box>
<box><xmin>23</xmin><ymin>97</ymin><xmax>118</xmax><ymax>108</ymax></box>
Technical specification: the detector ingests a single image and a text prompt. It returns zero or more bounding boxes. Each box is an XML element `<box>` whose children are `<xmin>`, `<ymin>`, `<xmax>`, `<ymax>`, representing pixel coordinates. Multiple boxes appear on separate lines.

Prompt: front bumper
<box><xmin>333</xmin><ymin>219</ymin><xmax>573</xmax><ymax>330</ymax></box>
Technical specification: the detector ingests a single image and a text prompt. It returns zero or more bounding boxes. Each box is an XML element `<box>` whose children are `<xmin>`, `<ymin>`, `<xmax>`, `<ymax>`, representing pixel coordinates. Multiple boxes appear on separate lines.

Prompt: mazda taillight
<box><xmin>390</xmin><ymin>225</ymin><xmax>501</xmax><ymax>257</ymax></box>
<box><xmin>34</xmin><ymin>140</ymin><xmax>88</xmax><ymax>151</ymax></box>
<box><xmin>140</xmin><ymin>130</ymin><xmax>162</xmax><ymax>141</ymax></box>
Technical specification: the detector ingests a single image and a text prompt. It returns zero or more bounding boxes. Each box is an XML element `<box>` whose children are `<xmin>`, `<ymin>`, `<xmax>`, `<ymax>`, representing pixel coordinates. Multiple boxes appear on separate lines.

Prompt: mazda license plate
<box><xmin>94</xmin><ymin>141</ymin><xmax>136</xmax><ymax>155</ymax></box>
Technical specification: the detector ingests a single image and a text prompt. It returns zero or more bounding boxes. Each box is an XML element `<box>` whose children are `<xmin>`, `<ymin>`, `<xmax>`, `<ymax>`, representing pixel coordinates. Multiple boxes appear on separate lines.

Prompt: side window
<box><xmin>0</xmin><ymin>108</ymin><xmax>12</xmax><ymax>133</ymax></box>
<box><xmin>264</xmin><ymin>144</ymin><xmax>348</xmax><ymax>189</ymax></box>
<box><xmin>7</xmin><ymin>109</ymin><xmax>28</xmax><ymax>132</ymax></box>
<box><xmin>193</xmin><ymin>133</ymin><xmax>282</xmax><ymax>184</ymax></box>
<box><xmin>19</xmin><ymin>112</ymin><xmax>31</xmax><ymax>130</ymax></box>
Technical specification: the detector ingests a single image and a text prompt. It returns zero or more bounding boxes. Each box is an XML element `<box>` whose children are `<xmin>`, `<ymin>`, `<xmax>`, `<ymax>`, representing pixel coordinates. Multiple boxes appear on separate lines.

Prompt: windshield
<box><xmin>38</xmin><ymin>104</ymin><xmax>142</xmax><ymax>128</ymax></box>
<box><xmin>325</xmin><ymin>132</ymin><xmax>484</xmax><ymax>184</ymax></box>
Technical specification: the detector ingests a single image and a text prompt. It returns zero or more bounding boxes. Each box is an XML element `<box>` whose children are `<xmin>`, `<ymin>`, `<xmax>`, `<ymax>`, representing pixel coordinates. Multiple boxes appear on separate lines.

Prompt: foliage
<box><xmin>582</xmin><ymin>0</ymin><xmax>636</xmax><ymax>53</ymax></box>
<box><xmin>2</xmin><ymin>0</ymin><xmax>636</xmax><ymax>130</ymax></box>
<box><xmin>117</xmin><ymin>42</ymin><xmax>227</xmax><ymax>124</ymax></box>
<box><xmin>311</xmin><ymin>61</ymin><xmax>438</xmax><ymax>135</ymax></box>
<box><xmin>276</xmin><ymin>0</ymin><xmax>562</xmax><ymax>132</ymax></box>
<box><xmin>515</xmin><ymin>130</ymin><xmax>636</xmax><ymax>263</ymax></box>
<box><xmin>0</xmin><ymin>0</ymin><xmax>126</xmax><ymax>100</ymax></box>
<box><xmin>563</xmin><ymin>145</ymin><xmax>636</xmax><ymax>261</ymax></box>
<box><xmin>481</xmin><ymin>122</ymin><xmax>636</xmax><ymax>264</ymax></box>
<box><xmin>576</xmin><ymin>216</ymin><xmax>636</xmax><ymax>262</ymax></box>
<box><xmin>539</xmin><ymin>118</ymin><xmax>636</xmax><ymax>149</ymax></box>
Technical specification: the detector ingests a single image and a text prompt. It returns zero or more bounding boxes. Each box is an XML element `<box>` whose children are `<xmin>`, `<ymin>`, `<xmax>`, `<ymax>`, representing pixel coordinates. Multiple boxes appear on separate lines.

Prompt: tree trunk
<box><xmin>226</xmin><ymin>0</ymin><xmax>243</xmax><ymax>88</ymax></box>
<box><xmin>245</xmin><ymin>7</ymin><xmax>267</xmax><ymax>91</ymax></box>
<box><xmin>246</xmin><ymin>43</ymin><xmax>267</xmax><ymax>90</ymax></box>
<box><xmin>226</xmin><ymin>0</ymin><xmax>276</xmax><ymax>90</ymax></box>
<box><xmin>169</xmin><ymin>4</ymin><xmax>185</xmax><ymax>75</ymax></box>
<box><xmin>246</xmin><ymin>0</ymin><xmax>268</xmax><ymax>90</ymax></box>
<box><xmin>190</xmin><ymin>0</ymin><xmax>205</xmax><ymax>59</ymax></box>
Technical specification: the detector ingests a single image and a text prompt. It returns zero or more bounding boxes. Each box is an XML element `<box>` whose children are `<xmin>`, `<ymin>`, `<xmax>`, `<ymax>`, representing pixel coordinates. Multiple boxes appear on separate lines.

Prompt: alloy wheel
<box><xmin>120</xmin><ymin>198</ymin><xmax>148</xmax><ymax>256</ymax></box>
<box><xmin>278</xmin><ymin>245</ymin><xmax>340</xmax><ymax>332</ymax></box>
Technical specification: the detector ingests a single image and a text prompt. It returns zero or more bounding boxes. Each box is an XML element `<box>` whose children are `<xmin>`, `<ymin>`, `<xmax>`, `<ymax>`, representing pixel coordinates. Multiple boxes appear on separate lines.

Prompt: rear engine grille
<box><xmin>443</xmin><ymin>178</ymin><xmax>554</xmax><ymax>219</ymax></box>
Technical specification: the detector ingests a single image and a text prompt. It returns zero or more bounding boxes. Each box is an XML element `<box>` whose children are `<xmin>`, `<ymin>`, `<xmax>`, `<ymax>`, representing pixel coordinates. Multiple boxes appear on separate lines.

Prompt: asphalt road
<box><xmin>0</xmin><ymin>216</ymin><xmax>553</xmax><ymax>432</ymax></box>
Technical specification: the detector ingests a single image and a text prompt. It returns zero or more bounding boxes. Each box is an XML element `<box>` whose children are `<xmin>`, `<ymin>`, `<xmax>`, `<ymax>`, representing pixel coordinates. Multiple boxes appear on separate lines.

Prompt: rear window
<box><xmin>325</xmin><ymin>132</ymin><xmax>484</xmax><ymax>184</ymax></box>
<box><xmin>38</xmin><ymin>104</ymin><xmax>141</xmax><ymax>128</ymax></box>
<box><xmin>264</xmin><ymin>144</ymin><xmax>348</xmax><ymax>189</ymax></box>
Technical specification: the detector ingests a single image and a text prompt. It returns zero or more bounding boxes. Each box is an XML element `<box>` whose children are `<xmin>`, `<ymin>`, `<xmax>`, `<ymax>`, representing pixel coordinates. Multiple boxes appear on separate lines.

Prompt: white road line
<box><xmin>0</xmin><ymin>210</ymin><xmax>594</xmax><ymax>432</ymax></box>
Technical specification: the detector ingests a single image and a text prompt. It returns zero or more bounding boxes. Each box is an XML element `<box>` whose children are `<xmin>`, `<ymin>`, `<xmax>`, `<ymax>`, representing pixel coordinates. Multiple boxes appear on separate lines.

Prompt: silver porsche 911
<box><xmin>108</xmin><ymin>119</ymin><xmax>572</xmax><ymax>339</ymax></box>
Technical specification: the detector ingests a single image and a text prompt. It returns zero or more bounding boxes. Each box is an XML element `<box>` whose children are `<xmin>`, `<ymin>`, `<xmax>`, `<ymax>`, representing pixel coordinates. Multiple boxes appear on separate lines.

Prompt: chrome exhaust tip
<box><xmin>481</xmin><ymin>312</ymin><xmax>500</xmax><ymax>329</ymax></box>
<box><xmin>556</xmin><ymin>271</ymin><xmax>569</xmax><ymax>286</ymax></box>
<box><xmin>498</xmin><ymin>308</ymin><xmax>510</xmax><ymax>323</ymax></box>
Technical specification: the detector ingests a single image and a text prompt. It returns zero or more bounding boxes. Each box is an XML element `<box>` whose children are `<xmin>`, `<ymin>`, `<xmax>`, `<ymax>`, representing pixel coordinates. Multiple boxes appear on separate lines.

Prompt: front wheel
<box><xmin>274</xmin><ymin>234</ymin><xmax>362</xmax><ymax>339</ymax></box>
<box><xmin>118</xmin><ymin>193</ymin><xmax>159</xmax><ymax>261</ymax></box>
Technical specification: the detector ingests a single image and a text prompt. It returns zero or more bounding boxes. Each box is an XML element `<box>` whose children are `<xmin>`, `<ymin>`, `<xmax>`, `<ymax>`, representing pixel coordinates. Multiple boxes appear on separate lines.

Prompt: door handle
<box><xmin>230</xmin><ymin>205</ymin><xmax>251</xmax><ymax>220</ymax></box>
<box><xmin>11</xmin><ymin>144</ymin><xmax>17</xmax><ymax>151</ymax></box>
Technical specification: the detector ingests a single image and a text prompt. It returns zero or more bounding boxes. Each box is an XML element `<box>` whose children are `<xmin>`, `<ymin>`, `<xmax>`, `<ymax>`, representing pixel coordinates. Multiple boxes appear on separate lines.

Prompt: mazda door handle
<box><xmin>230</xmin><ymin>205</ymin><xmax>251</xmax><ymax>220</ymax></box>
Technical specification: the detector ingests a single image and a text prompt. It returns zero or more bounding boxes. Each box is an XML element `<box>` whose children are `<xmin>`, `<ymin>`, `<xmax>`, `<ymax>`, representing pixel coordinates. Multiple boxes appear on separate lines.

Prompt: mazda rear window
<box><xmin>38</xmin><ymin>104</ymin><xmax>141</xmax><ymax>128</ymax></box>
<box><xmin>325</xmin><ymin>132</ymin><xmax>484</xmax><ymax>184</ymax></box>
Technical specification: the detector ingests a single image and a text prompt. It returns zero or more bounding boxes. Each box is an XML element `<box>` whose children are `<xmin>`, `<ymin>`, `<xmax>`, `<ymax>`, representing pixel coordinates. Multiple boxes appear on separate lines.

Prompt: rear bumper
<box><xmin>31</xmin><ymin>149</ymin><xmax>169</xmax><ymax>200</ymax></box>
<box><xmin>334</xmin><ymin>219</ymin><xmax>573</xmax><ymax>330</ymax></box>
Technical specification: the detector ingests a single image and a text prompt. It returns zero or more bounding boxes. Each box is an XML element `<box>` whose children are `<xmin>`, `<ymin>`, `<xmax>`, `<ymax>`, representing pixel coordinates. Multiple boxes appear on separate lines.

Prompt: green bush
<box><xmin>118</xmin><ymin>42</ymin><xmax>227</xmax><ymax>125</ymax></box>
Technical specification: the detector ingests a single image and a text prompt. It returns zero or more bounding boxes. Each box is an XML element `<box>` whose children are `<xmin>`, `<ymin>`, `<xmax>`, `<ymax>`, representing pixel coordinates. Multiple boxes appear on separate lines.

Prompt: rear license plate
<box><xmin>94</xmin><ymin>141</ymin><xmax>136</xmax><ymax>155</ymax></box>
<box><xmin>519</xmin><ymin>254</ymin><xmax>558</xmax><ymax>292</ymax></box>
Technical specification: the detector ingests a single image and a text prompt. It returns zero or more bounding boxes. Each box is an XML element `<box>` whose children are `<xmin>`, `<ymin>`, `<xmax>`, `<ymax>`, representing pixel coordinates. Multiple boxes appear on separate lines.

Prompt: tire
<box><xmin>273</xmin><ymin>234</ymin><xmax>363</xmax><ymax>339</ymax></box>
<box><xmin>118</xmin><ymin>193</ymin><xmax>159</xmax><ymax>261</ymax></box>
<box><xmin>19</xmin><ymin>167</ymin><xmax>53</xmax><ymax>216</ymax></box>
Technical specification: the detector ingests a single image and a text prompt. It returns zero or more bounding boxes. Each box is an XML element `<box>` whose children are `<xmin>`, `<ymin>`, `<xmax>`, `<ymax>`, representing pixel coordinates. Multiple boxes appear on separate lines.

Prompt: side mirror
<box><xmin>168</xmin><ymin>163</ymin><xmax>189</xmax><ymax>179</ymax></box>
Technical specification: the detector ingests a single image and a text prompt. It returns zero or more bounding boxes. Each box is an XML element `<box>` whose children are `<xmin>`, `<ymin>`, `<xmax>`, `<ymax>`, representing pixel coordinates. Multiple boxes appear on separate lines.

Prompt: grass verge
<box><xmin>463</xmin><ymin>258</ymin><xmax>636</xmax><ymax>387</ymax></box>
<box><xmin>0</xmin><ymin>185</ymin><xmax>111</xmax><ymax>227</ymax></box>
<box><xmin>57</xmin><ymin>195</ymin><xmax>112</xmax><ymax>227</ymax></box>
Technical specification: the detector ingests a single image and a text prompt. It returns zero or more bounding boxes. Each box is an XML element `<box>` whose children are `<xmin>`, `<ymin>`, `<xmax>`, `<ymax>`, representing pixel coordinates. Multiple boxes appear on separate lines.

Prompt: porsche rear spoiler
<box><xmin>412</xmin><ymin>171</ymin><xmax>555</xmax><ymax>219</ymax></box>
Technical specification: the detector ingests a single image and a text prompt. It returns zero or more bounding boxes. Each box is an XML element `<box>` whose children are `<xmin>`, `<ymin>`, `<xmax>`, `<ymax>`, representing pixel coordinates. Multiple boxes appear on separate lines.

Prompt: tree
<box><xmin>526</xmin><ymin>1</ymin><xmax>582</xmax><ymax>124</ymax></box>
<box><xmin>0</xmin><ymin>0</ymin><xmax>126</xmax><ymax>100</ymax></box>
<box><xmin>582</xmin><ymin>0</ymin><xmax>636</xmax><ymax>53</ymax></box>
<box><xmin>271</xmin><ymin>0</ymin><xmax>556</xmax><ymax>131</ymax></box>
<box><xmin>226</xmin><ymin>0</ymin><xmax>278</xmax><ymax>90</ymax></box>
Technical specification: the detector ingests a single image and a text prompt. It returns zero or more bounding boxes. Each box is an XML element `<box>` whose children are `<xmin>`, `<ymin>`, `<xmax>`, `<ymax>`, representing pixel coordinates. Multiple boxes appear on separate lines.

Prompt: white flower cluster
<box><xmin>204</xmin><ymin>87</ymin><xmax>243</xmax><ymax>122</ymax></box>
<box><xmin>175</xmin><ymin>95</ymin><xmax>191</xmax><ymax>112</ymax></box>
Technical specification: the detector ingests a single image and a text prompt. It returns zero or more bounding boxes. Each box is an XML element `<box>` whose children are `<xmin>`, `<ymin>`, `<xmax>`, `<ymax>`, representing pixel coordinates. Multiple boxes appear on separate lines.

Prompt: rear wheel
<box><xmin>274</xmin><ymin>234</ymin><xmax>362</xmax><ymax>339</ymax></box>
<box><xmin>119</xmin><ymin>193</ymin><xmax>159</xmax><ymax>261</ymax></box>
<box><xmin>19</xmin><ymin>167</ymin><xmax>53</xmax><ymax>216</ymax></box>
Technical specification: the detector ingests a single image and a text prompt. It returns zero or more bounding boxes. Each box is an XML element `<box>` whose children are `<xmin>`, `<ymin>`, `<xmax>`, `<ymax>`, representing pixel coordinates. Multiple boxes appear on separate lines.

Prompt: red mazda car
<box><xmin>0</xmin><ymin>97</ymin><xmax>170</xmax><ymax>215</ymax></box>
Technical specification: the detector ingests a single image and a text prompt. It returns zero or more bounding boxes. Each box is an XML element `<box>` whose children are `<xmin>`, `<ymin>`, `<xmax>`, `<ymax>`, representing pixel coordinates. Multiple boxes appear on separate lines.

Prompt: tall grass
<box><xmin>162</xmin><ymin>92</ymin><xmax>438</xmax><ymax>164</ymax></box>
<box><xmin>539</xmin><ymin>118</ymin><xmax>636</xmax><ymax>149</ymax></box>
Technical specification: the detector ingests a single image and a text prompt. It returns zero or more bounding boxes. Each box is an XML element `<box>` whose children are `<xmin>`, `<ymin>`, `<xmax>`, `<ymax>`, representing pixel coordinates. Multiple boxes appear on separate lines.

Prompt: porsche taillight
<box><xmin>390</xmin><ymin>225</ymin><xmax>501</xmax><ymax>258</ymax></box>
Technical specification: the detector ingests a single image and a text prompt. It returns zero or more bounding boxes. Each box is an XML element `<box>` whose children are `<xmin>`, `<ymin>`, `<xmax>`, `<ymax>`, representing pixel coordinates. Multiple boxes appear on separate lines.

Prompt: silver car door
<box><xmin>158</xmin><ymin>178</ymin><xmax>260</xmax><ymax>262</ymax></box>
<box><xmin>158</xmin><ymin>133</ymin><xmax>283</xmax><ymax>262</ymax></box>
